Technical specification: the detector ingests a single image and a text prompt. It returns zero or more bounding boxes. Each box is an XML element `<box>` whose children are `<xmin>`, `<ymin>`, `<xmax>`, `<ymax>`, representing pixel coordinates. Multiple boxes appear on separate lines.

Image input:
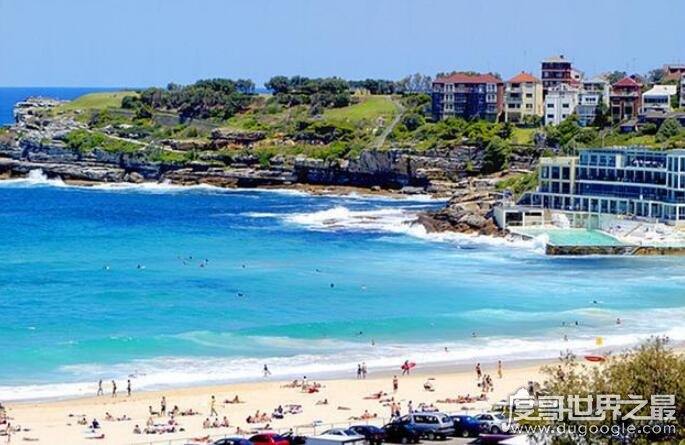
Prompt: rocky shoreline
<box><xmin>0</xmin><ymin>98</ymin><xmax>541</xmax><ymax>236</ymax></box>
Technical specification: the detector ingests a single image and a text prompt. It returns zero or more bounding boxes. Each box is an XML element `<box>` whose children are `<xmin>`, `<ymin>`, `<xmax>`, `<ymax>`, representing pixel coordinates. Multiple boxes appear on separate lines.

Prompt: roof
<box><xmin>508</xmin><ymin>72</ymin><xmax>540</xmax><ymax>83</ymax></box>
<box><xmin>612</xmin><ymin>76</ymin><xmax>641</xmax><ymax>88</ymax></box>
<box><xmin>542</xmin><ymin>55</ymin><xmax>570</xmax><ymax>63</ymax></box>
<box><xmin>583</xmin><ymin>77</ymin><xmax>608</xmax><ymax>85</ymax></box>
<box><xmin>643</xmin><ymin>85</ymin><xmax>678</xmax><ymax>97</ymax></box>
<box><xmin>434</xmin><ymin>73</ymin><xmax>502</xmax><ymax>84</ymax></box>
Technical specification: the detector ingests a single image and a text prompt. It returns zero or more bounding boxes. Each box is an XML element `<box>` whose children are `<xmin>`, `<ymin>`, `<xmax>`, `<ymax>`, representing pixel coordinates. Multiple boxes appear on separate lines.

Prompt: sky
<box><xmin>1</xmin><ymin>0</ymin><xmax>684</xmax><ymax>88</ymax></box>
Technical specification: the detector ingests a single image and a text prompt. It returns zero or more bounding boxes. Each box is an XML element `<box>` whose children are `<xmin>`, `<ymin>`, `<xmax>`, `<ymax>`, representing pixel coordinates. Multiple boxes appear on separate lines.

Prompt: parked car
<box><xmin>382</xmin><ymin>423</ymin><xmax>422</xmax><ymax>444</ymax></box>
<box><xmin>394</xmin><ymin>412</ymin><xmax>454</xmax><ymax>439</ymax></box>
<box><xmin>473</xmin><ymin>413</ymin><xmax>512</xmax><ymax>434</ymax></box>
<box><xmin>213</xmin><ymin>439</ymin><xmax>253</xmax><ymax>445</ymax></box>
<box><xmin>349</xmin><ymin>425</ymin><xmax>386</xmax><ymax>445</ymax></box>
<box><xmin>249</xmin><ymin>433</ymin><xmax>290</xmax><ymax>445</ymax></box>
<box><xmin>280</xmin><ymin>431</ymin><xmax>307</xmax><ymax>445</ymax></box>
<box><xmin>321</xmin><ymin>429</ymin><xmax>365</xmax><ymax>438</ymax></box>
<box><xmin>448</xmin><ymin>414</ymin><xmax>485</xmax><ymax>438</ymax></box>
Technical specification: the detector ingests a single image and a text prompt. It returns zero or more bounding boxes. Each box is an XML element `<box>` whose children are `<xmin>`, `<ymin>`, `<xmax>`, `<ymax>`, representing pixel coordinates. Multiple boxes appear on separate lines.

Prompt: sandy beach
<box><xmin>2</xmin><ymin>359</ymin><xmax>548</xmax><ymax>445</ymax></box>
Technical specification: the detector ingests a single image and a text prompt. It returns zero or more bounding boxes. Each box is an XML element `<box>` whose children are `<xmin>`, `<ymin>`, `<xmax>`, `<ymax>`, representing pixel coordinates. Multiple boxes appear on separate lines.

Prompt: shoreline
<box><xmin>3</xmin><ymin>357</ymin><xmax>552</xmax><ymax>445</ymax></box>
<box><xmin>0</xmin><ymin>169</ymin><xmax>449</xmax><ymax>202</ymax></box>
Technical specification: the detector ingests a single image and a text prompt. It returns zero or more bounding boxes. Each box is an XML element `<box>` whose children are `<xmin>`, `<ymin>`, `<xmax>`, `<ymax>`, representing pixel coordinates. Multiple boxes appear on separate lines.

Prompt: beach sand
<box><xmin>2</xmin><ymin>359</ymin><xmax>548</xmax><ymax>445</ymax></box>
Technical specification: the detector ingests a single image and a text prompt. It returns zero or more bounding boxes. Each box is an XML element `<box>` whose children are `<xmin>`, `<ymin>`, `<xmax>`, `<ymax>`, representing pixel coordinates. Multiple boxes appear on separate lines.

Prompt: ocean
<box><xmin>1</xmin><ymin>173</ymin><xmax>685</xmax><ymax>401</ymax></box>
<box><xmin>1</xmin><ymin>88</ymin><xmax>685</xmax><ymax>402</ymax></box>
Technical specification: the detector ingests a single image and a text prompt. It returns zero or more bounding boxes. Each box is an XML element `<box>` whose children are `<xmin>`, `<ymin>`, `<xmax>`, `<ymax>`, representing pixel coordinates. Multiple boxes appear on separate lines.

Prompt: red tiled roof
<box><xmin>613</xmin><ymin>76</ymin><xmax>641</xmax><ymax>88</ymax></box>
<box><xmin>508</xmin><ymin>72</ymin><xmax>540</xmax><ymax>83</ymax></box>
<box><xmin>434</xmin><ymin>73</ymin><xmax>502</xmax><ymax>84</ymax></box>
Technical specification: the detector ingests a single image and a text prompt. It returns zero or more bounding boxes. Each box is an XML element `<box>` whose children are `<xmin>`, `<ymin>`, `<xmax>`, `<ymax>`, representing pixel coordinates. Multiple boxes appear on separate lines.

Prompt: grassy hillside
<box><xmin>323</xmin><ymin>96</ymin><xmax>399</xmax><ymax>123</ymax></box>
<box><xmin>57</xmin><ymin>91</ymin><xmax>138</xmax><ymax>112</ymax></box>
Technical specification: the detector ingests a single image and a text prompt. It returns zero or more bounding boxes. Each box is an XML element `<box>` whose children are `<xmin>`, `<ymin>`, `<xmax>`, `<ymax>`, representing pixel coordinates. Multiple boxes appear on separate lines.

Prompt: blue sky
<box><xmin>0</xmin><ymin>0</ymin><xmax>683</xmax><ymax>88</ymax></box>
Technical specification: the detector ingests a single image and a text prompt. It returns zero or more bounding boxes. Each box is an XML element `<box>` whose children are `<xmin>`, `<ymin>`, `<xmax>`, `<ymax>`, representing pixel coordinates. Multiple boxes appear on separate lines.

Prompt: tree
<box><xmin>401</xmin><ymin>113</ymin><xmax>425</xmax><ymax>132</ymax></box>
<box><xmin>592</xmin><ymin>101</ymin><xmax>611</xmax><ymax>129</ymax></box>
<box><xmin>397</xmin><ymin>73</ymin><xmax>432</xmax><ymax>94</ymax></box>
<box><xmin>264</xmin><ymin>76</ymin><xmax>290</xmax><ymax>94</ymax></box>
<box><xmin>539</xmin><ymin>337</ymin><xmax>685</xmax><ymax>444</ymax></box>
<box><xmin>606</xmin><ymin>70</ymin><xmax>628</xmax><ymax>84</ymax></box>
<box><xmin>647</xmin><ymin>68</ymin><xmax>665</xmax><ymax>84</ymax></box>
<box><xmin>482</xmin><ymin>136</ymin><xmax>511</xmax><ymax>173</ymax></box>
<box><xmin>656</xmin><ymin>118</ymin><xmax>683</xmax><ymax>142</ymax></box>
<box><xmin>639</xmin><ymin>122</ymin><xmax>658</xmax><ymax>135</ymax></box>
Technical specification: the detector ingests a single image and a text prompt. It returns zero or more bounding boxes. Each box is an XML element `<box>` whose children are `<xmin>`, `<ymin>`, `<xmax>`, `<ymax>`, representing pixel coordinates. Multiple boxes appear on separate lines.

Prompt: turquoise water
<box><xmin>1</xmin><ymin>174</ymin><xmax>685</xmax><ymax>401</ymax></box>
<box><xmin>512</xmin><ymin>228</ymin><xmax>625</xmax><ymax>246</ymax></box>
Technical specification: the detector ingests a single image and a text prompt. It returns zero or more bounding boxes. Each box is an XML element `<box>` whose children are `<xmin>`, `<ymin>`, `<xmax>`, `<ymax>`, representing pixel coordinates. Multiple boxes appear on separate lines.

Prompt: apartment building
<box><xmin>431</xmin><ymin>73</ymin><xmax>504</xmax><ymax>122</ymax></box>
<box><xmin>504</xmin><ymin>72</ymin><xmax>543</xmax><ymax>123</ymax></box>
<box><xmin>543</xmin><ymin>83</ymin><xmax>579</xmax><ymax>126</ymax></box>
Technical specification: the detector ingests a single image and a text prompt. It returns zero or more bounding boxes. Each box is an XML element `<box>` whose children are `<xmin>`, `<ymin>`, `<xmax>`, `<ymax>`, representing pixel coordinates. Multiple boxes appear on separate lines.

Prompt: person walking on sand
<box><xmin>97</xmin><ymin>380</ymin><xmax>103</xmax><ymax>396</ymax></box>
<box><xmin>161</xmin><ymin>396</ymin><xmax>167</xmax><ymax>416</ymax></box>
<box><xmin>210</xmin><ymin>395</ymin><xmax>218</xmax><ymax>417</ymax></box>
<box><xmin>127</xmin><ymin>379</ymin><xmax>131</xmax><ymax>397</ymax></box>
<box><xmin>475</xmin><ymin>363</ymin><xmax>482</xmax><ymax>380</ymax></box>
<box><xmin>361</xmin><ymin>362</ymin><xmax>367</xmax><ymax>379</ymax></box>
<box><xmin>392</xmin><ymin>375</ymin><xmax>398</xmax><ymax>392</ymax></box>
<box><xmin>357</xmin><ymin>364</ymin><xmax>362</xmax><ymax>379</ymax></box>
<box><xmin>497</xmin><ymin>361</ymin><xmax>503</xmax><ymax>379</ymax></box>
<box><xmin>263</xmin><ymin>364</ymin><xmax>271</xmax><ymax>377</ymax></box>
<box><xmin>111</xmin><ymin>380</ymin><xmax>117</xmax><ymax>397</ymax></box>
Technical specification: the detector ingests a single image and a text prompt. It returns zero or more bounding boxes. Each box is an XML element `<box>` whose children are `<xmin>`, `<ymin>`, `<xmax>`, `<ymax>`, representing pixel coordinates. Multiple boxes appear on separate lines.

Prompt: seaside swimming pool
<box><xmin>1</xmin><ymin>175</ymin><xmax>685</xmax><ymax>401</ymax></box>
<box><xmin>512</xmin><ymin>228</ymin><xmax>626</xmax><ymax>247</ymax></box>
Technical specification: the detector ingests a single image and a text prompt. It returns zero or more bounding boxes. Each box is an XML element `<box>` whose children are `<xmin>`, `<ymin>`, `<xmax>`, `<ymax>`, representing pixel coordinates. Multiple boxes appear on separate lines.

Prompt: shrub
<box><xmin>401</xmin><ymin>113</ymin><xmax>425</xmax><ymax>132</ymax></box>
<box><xmin>656</xmin><ymin>118</ymin><xmax>683</xmax><ymax>142</ymax></box>
<box><xmin>482</xmin><ymin>136</ymin><xmax>511</xmax><ymax>173</ymax></box>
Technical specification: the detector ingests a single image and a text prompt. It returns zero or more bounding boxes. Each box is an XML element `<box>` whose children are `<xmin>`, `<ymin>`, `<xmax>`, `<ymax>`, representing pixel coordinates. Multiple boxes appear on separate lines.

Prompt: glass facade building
<box><xmin>526</xmin><ymin>148</ymin><xmax>685</xmax><ymax>224</ymax></box>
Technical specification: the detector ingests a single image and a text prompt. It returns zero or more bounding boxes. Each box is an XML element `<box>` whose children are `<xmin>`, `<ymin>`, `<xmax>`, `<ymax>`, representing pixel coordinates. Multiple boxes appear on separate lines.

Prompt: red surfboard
<box><xmin>401</xmin><ymin>361</ymin><xmax>417</xmax><ymax>370</ymax></box>
<box><xmin>584</xmin><ymin>355</ymin><xmax>606</xmax><ymax>362</ymax></box>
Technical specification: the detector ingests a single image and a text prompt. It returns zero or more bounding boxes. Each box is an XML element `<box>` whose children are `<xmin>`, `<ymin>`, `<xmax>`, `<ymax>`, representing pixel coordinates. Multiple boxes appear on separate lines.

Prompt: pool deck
<box><xmin>510</xmin><ymin>227</ymin><xmax>685</xmax><ymax>256</ymax></box>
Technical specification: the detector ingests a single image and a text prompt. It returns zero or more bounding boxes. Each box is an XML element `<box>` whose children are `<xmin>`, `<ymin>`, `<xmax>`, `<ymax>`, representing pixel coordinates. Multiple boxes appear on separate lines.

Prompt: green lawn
<box><xmin>511</xmin><ymin>127</ymin><xmax>536</xmax><ymax>144</ymax></box>
<box><xmin>58</xmin><ymin>91</ymin><xmax>138</xmax><ymax>111</ymax></box>
<box><xmin>323</xmin><ymin>95</ymin><xmax>399</xmax><ymax>123</ymax></box>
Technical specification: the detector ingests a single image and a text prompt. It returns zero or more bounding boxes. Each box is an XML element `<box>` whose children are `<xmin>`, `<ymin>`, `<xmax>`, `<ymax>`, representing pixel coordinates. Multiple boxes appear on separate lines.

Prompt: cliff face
<box><xmin>0</xmin><ymin>111</ymin><xmax>539</xmax><ymax>195</ymax></box>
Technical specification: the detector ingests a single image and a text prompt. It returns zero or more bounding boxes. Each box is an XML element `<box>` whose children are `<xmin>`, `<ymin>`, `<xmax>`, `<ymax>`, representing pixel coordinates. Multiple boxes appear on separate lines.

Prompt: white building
<box><xmin>577</xmin><ymin>78</ymin><xmax>610</xmax><ymax>126</ymax></box>
<box><xmin>642</xmin><ymin>85</ymin><xmax>678</xmax><ymax>113</ymax></box>
<box><xmin>544</xmin><ymin>84</ymin><xmax>579</xmax><ymax>126</ymax></box>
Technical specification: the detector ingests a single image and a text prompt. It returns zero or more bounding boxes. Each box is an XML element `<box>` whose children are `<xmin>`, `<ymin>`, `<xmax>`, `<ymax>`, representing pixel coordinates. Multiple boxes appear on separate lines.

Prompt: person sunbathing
<box><xmin>364</xmin><ymin>391</ymin><xmax>385</xmax><ymax>400</ymax></box>
<box><xmin>104</xmin><ymin>412</ymin><xmax>114</xmax><ymax>421</ymax></box>
<box><xmin>202</xmin><ymin>418</ymin><xmax>211</xmax><ymax>429</ymax></box>
<box><xmin>423</xmin><ymin>380</ymin><xmax>435</xmax><ymax>392</ymax></box>
<box><xmin>315</xmin><ymin>399</ymin><xmax>328</xmax><ymax>405</ymax></box>
<box><xmin>221</xmin><ymin>416</ymin><xmax>230</xmax><ymax>427</ymax></box>
<box><xmin>212</xmin><ymin>418</ymin><xmax>221</xmax><ymax>428</ymax></box>
<box><xmin>133</xmin><ymin>425</ymin><xmax>142</xmax><ymax>434</ymax></box>
<box><xmin>225</xmin><ymin>395</ymin><xmax>244</xmax><ymax>404</ymax></box>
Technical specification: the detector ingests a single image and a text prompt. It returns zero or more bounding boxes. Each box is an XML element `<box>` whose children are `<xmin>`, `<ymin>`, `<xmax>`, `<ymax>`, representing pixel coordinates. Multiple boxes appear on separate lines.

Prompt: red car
<box><xmin>249</xmin><ymin>433</ymin><xmax>289</xmax><ymax>445</ymax></box>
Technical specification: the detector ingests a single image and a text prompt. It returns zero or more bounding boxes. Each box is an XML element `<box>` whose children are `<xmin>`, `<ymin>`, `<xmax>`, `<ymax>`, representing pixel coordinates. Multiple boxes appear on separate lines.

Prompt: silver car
<box><xmin>473</xmin><ymin>412</ymin><xmax>512</xmax><ymax>434</ymax></box>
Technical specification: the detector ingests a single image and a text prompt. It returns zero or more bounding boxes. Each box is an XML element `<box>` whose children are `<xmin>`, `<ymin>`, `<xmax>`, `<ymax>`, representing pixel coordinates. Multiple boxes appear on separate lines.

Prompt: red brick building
<box><xmin>610</xmin><ymin>77</ymin><xmax>642</xmax><ymax>122</ymax></box>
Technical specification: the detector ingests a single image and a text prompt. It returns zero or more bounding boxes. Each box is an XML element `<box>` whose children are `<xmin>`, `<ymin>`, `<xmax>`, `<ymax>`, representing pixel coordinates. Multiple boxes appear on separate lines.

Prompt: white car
<box><xmin>473</xmin><ymin>412</ymin><xmax>512</xmax><ymax>434</ymax></box>
<box><xmin>320</xmin><ymin>428</ymin><xmax>365</xmax><ymax>438</ymax></box>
